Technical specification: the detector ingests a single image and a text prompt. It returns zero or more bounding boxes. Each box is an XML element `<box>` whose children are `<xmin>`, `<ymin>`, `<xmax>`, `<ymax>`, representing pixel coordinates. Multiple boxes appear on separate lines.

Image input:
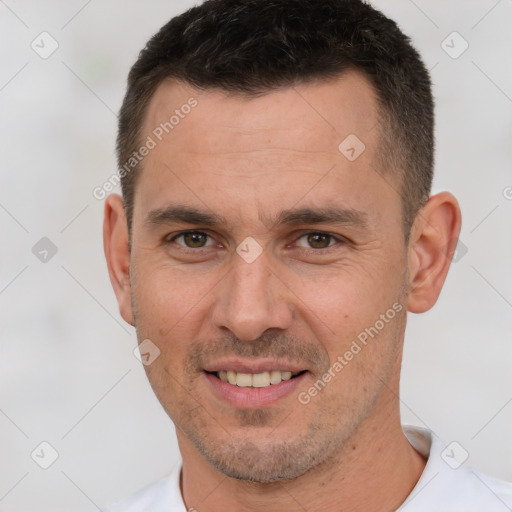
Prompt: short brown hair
<box><xmin>117</xmin><ymin>0</ymin><xmax>434</xmax><ymax>237</ymax></box>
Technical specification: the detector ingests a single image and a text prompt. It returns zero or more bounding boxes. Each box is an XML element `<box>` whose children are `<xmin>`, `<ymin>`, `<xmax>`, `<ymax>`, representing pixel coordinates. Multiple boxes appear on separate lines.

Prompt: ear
<box><xmin>406</xmin><ymin>191</ymin><xmax>462</xmax><ymax>313</ymax></box>
<box><xmin>103</xmin><ymin>194</ymin><xmax>134</xmax><ymax>326</ymax></box>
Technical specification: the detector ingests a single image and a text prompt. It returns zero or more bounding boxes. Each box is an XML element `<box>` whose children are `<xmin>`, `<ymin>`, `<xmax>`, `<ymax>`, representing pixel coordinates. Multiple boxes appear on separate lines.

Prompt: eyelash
<box><xmin>165</xmin><ymin>230</ymin><xmax>347</xmax><ymax>254</ymax></box>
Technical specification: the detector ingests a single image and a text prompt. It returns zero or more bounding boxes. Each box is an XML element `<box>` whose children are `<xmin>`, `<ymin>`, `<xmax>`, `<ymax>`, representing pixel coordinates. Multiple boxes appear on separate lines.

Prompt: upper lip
<box><xmin>203</xmin><ymin>359</ymin><xmax>307</xmax><ymax>374</ymax></box>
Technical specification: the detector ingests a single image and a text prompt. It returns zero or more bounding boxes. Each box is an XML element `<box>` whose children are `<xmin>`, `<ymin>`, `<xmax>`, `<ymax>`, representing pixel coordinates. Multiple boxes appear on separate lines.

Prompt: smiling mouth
<box><xmin>206</xmin><ymin>370</ymin><xmax>307</xmax><ymax>388</ymax></box>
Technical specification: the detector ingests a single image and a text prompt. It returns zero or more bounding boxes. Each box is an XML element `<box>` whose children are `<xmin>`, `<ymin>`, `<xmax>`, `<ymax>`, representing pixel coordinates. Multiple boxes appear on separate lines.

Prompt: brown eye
<box><xmin>169</xmin><ymin>231</ymin><xmax>213</xmax><ymax>249</ymax></box>
<box><xmin>295</xmin><ymin>232</ymin><xmax>338</xmax><ymax>250</ymax></box>
<box><xmin>308</xmin><ymin>233</ymin><xmax>332</xmax><ymax>249</ymax></box>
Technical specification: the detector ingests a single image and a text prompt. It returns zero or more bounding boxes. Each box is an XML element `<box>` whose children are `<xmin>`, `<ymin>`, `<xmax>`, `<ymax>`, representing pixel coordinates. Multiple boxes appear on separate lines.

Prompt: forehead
<box><xmin>143</xmin><ymin>72</ymin><xmax>380</xmax><ymax>156</ymax></box>
<box><xmin>133</xmin><ymin>72</ymin><xmax>399</xmax><ymax>235</ymax></box>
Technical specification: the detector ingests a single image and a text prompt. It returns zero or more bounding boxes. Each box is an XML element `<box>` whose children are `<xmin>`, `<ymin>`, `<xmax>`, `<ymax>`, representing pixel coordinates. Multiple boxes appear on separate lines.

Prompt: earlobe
<box><xmin>103</xmin><ymin>194</ymin><xmax>135</xmax><ymax>326</ymax></box>
<box><xmin>406</xmin><ymin>192</ymin><xmax>462</xmax><ymax>313</ymax></box>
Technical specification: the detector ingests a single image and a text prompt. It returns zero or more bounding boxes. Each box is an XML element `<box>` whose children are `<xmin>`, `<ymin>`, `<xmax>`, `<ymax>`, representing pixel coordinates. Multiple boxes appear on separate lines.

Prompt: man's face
<box><xmin>128</xmin><ymin>72</ymin><xmax>409</xmax><ymax>482</ymax></box>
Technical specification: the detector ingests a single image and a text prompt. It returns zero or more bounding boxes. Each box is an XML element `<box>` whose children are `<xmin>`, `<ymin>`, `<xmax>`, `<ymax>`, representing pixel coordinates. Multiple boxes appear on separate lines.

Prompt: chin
<box><xmin>191</xmin><ymin>430</ymin><xmax>340</xmax><ymax>483</ymax></box>
<box><xmin>203</xmin><ymin>444</ymin><xmax>313</xmax><ymax>482</ymax></box>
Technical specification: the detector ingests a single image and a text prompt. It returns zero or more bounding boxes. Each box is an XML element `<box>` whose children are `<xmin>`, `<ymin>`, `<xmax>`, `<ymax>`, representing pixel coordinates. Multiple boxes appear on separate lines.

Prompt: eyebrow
<box><xmin>146</xmin><ymin>204</ymin><xmax>368</xmax><ymax>231</ymax></box>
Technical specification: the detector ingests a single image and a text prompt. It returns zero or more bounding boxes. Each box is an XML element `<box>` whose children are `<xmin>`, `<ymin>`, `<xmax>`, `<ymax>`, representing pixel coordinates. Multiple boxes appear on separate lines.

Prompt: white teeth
<box><xmin>215</xmin><ymin>370</ymin><xmax>301</xmax><ymax>388</ymax></box>
<box><xmin>269</xmin><ymin>370</ymin><xmax>282</xmax><ymax>385</ymax></box>
<box><xmin>236</xmin><ymin>372</ymin><xmax>252</xmax><ymax>387</ymax></box>
<box><xmin>252</xmin><ymin>371</ymin><xmax>270</xmax><ymax>388</ymax></box>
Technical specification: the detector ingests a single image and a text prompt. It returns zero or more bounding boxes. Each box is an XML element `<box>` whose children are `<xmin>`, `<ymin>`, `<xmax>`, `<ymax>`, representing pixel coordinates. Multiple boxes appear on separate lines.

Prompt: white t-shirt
<box><xmin>105</xmin><ymin>425</ymin><xmax>512</xmax><ymax>511</ymax></box>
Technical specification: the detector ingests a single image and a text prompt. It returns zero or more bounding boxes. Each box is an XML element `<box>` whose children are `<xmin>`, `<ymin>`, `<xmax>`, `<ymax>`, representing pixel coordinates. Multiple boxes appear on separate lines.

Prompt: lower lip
<box><xmin>204</xmin><ymin>372</ymin><xmax>308</xmax><ymax>409</ymax></box>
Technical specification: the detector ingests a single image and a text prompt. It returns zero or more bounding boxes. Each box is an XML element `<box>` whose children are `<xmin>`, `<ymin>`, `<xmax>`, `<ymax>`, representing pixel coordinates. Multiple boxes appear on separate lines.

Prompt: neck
<box><xmin>178</xmin><ymin>409</ymin><xmax>426</xmax><ymax>512</ymax></box>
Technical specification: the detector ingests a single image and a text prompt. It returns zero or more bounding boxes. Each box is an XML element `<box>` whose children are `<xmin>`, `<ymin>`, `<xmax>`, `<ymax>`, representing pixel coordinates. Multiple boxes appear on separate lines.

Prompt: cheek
<box><xmin>133</xmin><ymin>266</ymin><xmax>208</xmax><ymax>417</ymax></box>
<box><xmin>293</xmin><ymin>263</ymin><xmax>399</xmax><ymax>328</ymax></box>
<box><xmin>290</xmin><ymin>260</ymin><xmax>406</xmax><ymax>374</ymax></box>
<box><xmin>133</xmin><ymin>257</ymin><xmax>218</xmax><ymax>329</ymax></box>
<box><xmin>130</xmin><ymin>266</ymin><xmax>208</xmax><ymax>391</ymax></box>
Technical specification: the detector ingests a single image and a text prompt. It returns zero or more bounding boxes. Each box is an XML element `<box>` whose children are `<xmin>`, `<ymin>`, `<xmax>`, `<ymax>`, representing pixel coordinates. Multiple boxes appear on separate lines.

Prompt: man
<box><xmin>103</xmin><ymin>0</ymin><xmax>512</xmax><ymax>510</ymax></box>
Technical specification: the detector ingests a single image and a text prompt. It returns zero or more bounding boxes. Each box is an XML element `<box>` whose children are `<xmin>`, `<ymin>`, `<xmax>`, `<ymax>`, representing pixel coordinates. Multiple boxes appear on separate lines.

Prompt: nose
<box><xmin>211</xmin><ymin>249</ymin><xmax>293</xmax><ymax>342</ymax></box>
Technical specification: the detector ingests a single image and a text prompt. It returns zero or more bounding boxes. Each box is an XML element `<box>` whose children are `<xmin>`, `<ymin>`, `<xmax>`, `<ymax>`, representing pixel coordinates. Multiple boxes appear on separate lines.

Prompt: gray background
<box><xmin>1</xmin><ymin>0</ymin><xmax>511</xmax><ymax>510</ymax></box>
